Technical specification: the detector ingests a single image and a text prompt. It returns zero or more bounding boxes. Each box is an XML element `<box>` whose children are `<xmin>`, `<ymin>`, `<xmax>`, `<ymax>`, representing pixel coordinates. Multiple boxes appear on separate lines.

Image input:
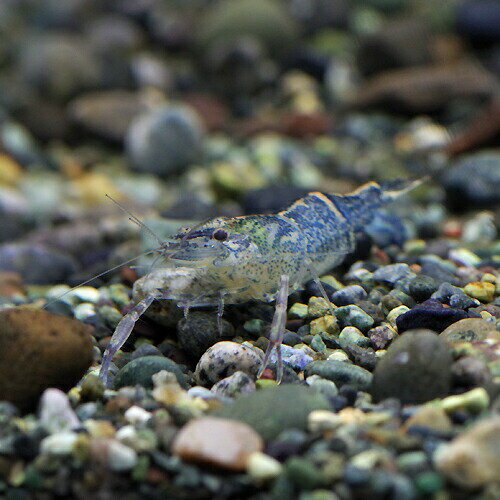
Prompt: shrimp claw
<box><xmin>99</xmin><ymin>291</ymin><xmax>160</xmax><ymax>386</ymax></box>
<box><xmin>257</xmin><ymin>274</ymin><xmax>289</xmax><ymax>383</ymax></box>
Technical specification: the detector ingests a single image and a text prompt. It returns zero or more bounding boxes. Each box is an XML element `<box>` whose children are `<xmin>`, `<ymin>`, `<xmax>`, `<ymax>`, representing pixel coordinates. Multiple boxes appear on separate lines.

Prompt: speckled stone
<box><xmin>172</xmin><ymin>417</ymin><xmax>263</xmax><ymax>471</ymax></box>
<box><xmin>211</xmin><ymin>371</ymin><xmax>255</xmax><ymax>398</ymax></box>
<box><xmin>372</xmin><ymin>329</ymin><xmax>452</xmax><ymax>404</ymax></box>
<box><xmin>195</xmin><ymin>341</ymin><xmax>262</xmax><ymax>385</ymax></box>
<box><xmin>0</xmin><ymin>308</ymin><xmax>93</xmax><ymax>411</ymax></box>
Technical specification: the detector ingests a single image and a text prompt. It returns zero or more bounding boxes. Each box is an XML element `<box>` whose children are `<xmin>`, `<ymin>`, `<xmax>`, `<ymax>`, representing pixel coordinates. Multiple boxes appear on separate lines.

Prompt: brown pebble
<box><xmin>0</xmin><ymin>307</ymin><xmax>93</xmax><ymax>411</ymax></box>
<box><xmin>172</xmin><ymin>417</ymin><xmax>263</xmax><ymax>471</ymax></box>
<box><xmin>440</xmin><ymin>318</ymin><xmax>499</xmax><ymax>346</ymax></box>
<box><xmin>435</xmin><ymin>416</ymin><xmax>500</xmax><ymax>488</ymax></box>
<box><xmin>0</xmin><ymin>272</ymin><xmax>25</xmax><ymax>297</ymax></box>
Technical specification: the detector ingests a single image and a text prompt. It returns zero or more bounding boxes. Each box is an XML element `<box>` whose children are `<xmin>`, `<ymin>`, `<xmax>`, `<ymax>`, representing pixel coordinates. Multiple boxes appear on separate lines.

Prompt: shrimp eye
<box><xmin>213</xmin><ymin>228</ymin><xmax>229</xmax><ymax>241</ymax></box>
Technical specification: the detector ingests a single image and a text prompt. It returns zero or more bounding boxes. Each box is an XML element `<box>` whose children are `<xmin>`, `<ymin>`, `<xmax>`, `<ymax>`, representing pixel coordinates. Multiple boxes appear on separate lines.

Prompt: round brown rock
<box><xmin>172</xmin><ymin>417</ymin><xmax>263</xmax><ymax>471</ymax></box>
<box><xmin>0</xmin><ymin>308</ymin><xmax>94</xmax><ymax>411</ymax></box>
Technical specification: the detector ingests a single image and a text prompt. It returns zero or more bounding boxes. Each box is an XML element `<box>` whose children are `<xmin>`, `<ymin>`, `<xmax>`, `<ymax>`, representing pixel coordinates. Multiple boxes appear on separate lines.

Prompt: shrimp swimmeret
<box><xmin>99</xmin><ymin>179</ymin><xmax>424</xmax><ymax>385</ymax></box>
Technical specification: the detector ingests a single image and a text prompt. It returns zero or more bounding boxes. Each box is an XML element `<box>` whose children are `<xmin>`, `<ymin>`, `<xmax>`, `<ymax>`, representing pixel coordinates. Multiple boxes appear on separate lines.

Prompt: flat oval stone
<box><xmin>172</xmin><ymin>417</ymin><xmax>263</xmax><ymax>471</ymax></box>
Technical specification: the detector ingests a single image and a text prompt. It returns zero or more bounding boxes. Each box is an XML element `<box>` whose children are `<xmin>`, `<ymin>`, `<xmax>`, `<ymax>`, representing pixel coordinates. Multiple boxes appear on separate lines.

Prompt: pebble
<box><xmin>198</xmin><ymin>0</ymin><xmax>298</xmax><ymax>56</ymax></box>
<box><xmin>172</xmin><ymin>417</ymin><xmax>263</xmax><ymax>471</ymax></box>
<box><xmin>210</xmin><ymin>371</ymin><xmax>255</xmax><ymax>398</ymax></box>
<box><xmin>69</xmin><ymin>90</ymin><xmax>146</xmax><ymax>143</ymax></box>
<box><xmin>338</xmin><ymin>326</ymin><xmax>371</xmax><ymax>350</ymax></box>
<box><xmin>308</xmin><ymin>296</ymin><xmax>334</xmax><ymax>318</ymax></box>
<box><xmin>304</xmin><ymin>360</ymin><xmax>372</xmax><ymax>391</ymax></box>
<box><xmin>373</xmin><ymin>264</ymin><xmax>416</xmax><ymax>284</ymax></box>
<box><xmin>90</xmin><ymin>438</ymin><xmax>138</xmax><ymax>472</ymax></box>
<box><xmin>38</xmin><ymin>389</ymin><xmax>80</xmax><ymax>434</ymax></box>
<box><xmin>368</xmin><ymin>324</ymin><xmax>397</xmax><ymax>350</ymax></box>
<box><xmin>306</xmin><ymin>375</ymin><xmax>339</xmax><ymax>399</ymax></box>
<box><xmin>386</xmin><ymin>305</ymin><xmax>410</xmax><ymax>329</ymax></box>
<box><xmin>443</xmin><ymin>152</ymin><xmax>500</xmax><ymax>208</ymax></box>
<box><xmin>395</xmin><ymin>299</ymin><xmax>468</xmax><ymax>333</ymax></box>
<box><xmin>409</xmin><ymin>275</ymin><xmax>438</xmax><ymax>302</ymax></box>
<box><xmin>285</xmin><ymin>456</ymin><xmax>323</xmax><ymax>490</ymax></box>
<box><xmin>0</xmin><ymin>308</ymin><xmax>93</xmax><ymax>411</ymax></box>
<box><xmin>40</xmin><ymin>431</ymin><xmax>79</xmax><ymax>456</ymax></box>
<box><xmin>449</xmin><ymin>293</ymin><xmax>479</xmax><ymax>310</ymax></box>
<box><xmin>464</xmin><ymin>281</ymin><xmax>495</xmax><ymax>303</ymax></box>
<box><xmin>177</xmin><ymin>311</ymin><xmax>234</xmax><ymax>360</ymax></box>
<box><xmin>0</xmin><ymin>243</ymin><xmax>77</xmax><ymax>285</ymax></box>
<box><xmin>114</xmin><ymin>356</ymin><xmax>188</xmax><ymax>390</ymax></box>
<box><xmin>335</xmin><ymin>305</ymin><xmax>374</xmax><ymax>332</ymax></box>
<box><xmin>439</xmin><ymin>318</ymin><xmax>498</xmax><ymax>345</ymax></box>
<box><xmin>126</xmin><ymin>104</ymin><xmax>205</xmax><ymax>176</ymax></box>
<box><xmin>435</xmin><ymin>416</ymin><xmax>500</xmax><ymax>488</ymax></box>
<box><xmin>247</xmin><ymin>451</ymin><xmax>283</xmax><ymax>482</ymax></box>
<box><xmin>214</xmin><ymin>385</ymin><xmax>329</xmax><ymax>440</ymax></box>
<box><xmin>371</xmin><ymin>329</ymin><xmax>453</xmax><ymax>404</ymax></box>
<box><xmin>309</xmin><ymin>315</ymin><xmax>339</xmax><ymax>335</ymax></box>
<box><xmin>195</xmin><ymin>341</ymin><xmax>262</xmax><ymax>385</ymax></box>
<box><xmin>331</xmin><ymin>285</ymin><xmax>367</xmax><ymax>306</ymax></box>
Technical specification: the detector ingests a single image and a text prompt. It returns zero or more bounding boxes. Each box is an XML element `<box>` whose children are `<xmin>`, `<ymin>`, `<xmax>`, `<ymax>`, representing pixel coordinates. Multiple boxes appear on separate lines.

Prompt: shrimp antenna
<box><xmin>43</xmin><ymin>247</ymin><xmax>160</xmax><ymax>309</ymax></box>
<box><xmin>105</xmin><ymin>193</ymin><xmax>165</xmax><ymax>248</ymax></box>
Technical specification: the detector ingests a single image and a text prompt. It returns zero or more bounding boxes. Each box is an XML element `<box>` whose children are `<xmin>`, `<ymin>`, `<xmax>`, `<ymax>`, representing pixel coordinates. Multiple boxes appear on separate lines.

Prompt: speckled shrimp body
<box><xmin>99</xmin><ymin>179</ymin><xmax>422</xmax><ymax>384</ymax></box>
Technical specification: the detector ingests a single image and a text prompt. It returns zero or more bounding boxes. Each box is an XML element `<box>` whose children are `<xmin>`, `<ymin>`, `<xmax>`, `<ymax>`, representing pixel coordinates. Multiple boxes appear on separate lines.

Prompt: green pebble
<box><xmin>299</xmin><ymin>489</ymin><xmax>338</xmax><ymax>500</ymax></box>
<box><xmin>386</xmin><ymin>305</ymin><xmax>410</xmax><ymax>329</ymax></box>
<box><xmin>309</xmin><ymin>315</ymin><xmax>339</xmax><ymax>336</ymax></box>
<box><xmin>243</xmin><ymin>318</ymin><xmax>266</xmax><ymax>335</ymax></box>
<box><xmin>108</xmin><ymin>284</ymin><xmax>131</xmax><ymax>308</ymax></box>
<box><xmin>289</xmin><ymin>303</ymin><xmax>308</xmax><ymax>319</ymax></box>
<box><xmin>113</xmin><ymin>356</ymin><xmax>188</xmax><ymax>390</ymax></box>
<box><xmin>396</xmin><ymin>451</ymin><xmax>428</xmax><ymax>474</ymax></box>
<box><xmin>338</xmin><ymin>327</ymin><xmax>371</xmax><ymax>350</ymax></box>
<box><xmin>308</xmin><ymin>297</ymin><xmax>333</xmax><ymax>318</ymax></box>
<box><xmin>415</xmin><ymin>471</ymin><xmax>444</xmax><ymax>495</ymax></box>
<box><xmin>334</xmin><ymin>305</ymin><xmax>374</xmax><ymax>331</ymax></box>
<box><xmin>98</xmin><ymin>305</ymin><xmax>123</xmax><ymax>329</ymax></box>
<box><xmin>131</xmin><ymin>455</ymin><xmax>150</xmax><ymax>482</ymax></box>
<box><xmin>304</xmin><ymin>360</ymin><xmax>372</xmax><ymax>391</ymax></box>
<box><xmin>271</xmin><ymin>474</ymin><xmax>295</xmax><ymax>500</ymax></box>
<box><xmin>21</xmin><ymin>465</ymin><xmax>43</xmax><ymax>490</ymax></box>
<box><xmin>285</xmin><ymin>457</ymin><xmax>323</xmax><ymax>490</ymax></box>
<box><xmin>80</xmin><ymin>374</ymin><xmax>105</xmax><ymax>402</ymax></box>
<box><xmin>214</xmin><ymin>385</ymin><xmax>329</xmax><ymax>440</ymax></box>
<box><xmin>310</xmin><ymin>334</ymin><xmax>327</xmax><ymax>353</ymax></box>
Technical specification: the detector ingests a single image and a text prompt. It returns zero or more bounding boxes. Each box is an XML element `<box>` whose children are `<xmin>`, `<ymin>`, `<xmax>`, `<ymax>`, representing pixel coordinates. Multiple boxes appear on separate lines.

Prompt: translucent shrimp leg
<box><xmin>99</xmin><ymin>291</ymin><xmax>160</xmax><ymax>386</ymax></box>
<box><xmin>257</xmin><ymin>274</ymin><xmax>289</xmax><ymax>383</ymax></box>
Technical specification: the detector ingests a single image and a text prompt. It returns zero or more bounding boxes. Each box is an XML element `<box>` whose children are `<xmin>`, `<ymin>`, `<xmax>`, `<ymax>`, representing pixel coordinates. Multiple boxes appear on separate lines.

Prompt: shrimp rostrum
<box><xmin>99</xmin><ymin>179</ymin><xmax>423</xmax><ymax>384</ymax></box>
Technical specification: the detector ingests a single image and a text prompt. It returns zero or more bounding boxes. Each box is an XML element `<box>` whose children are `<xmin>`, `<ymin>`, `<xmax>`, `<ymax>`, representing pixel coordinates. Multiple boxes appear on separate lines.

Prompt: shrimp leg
<box><xmin>99</xmin><ymin>291</ymin><xmax>159</xmax><ymax>386</ymax></box>
<box><xmin>257</xmin><ymin>274</ymin><xmax>289</xmax><ymax>383</ymax></box>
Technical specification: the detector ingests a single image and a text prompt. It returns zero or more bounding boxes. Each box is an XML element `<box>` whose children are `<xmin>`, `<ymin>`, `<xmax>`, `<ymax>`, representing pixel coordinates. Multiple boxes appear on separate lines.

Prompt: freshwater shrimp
<box><xmin>99</xmin><ymin>178</ymin><xmax>424</xmax><ymax>385</ymax></box>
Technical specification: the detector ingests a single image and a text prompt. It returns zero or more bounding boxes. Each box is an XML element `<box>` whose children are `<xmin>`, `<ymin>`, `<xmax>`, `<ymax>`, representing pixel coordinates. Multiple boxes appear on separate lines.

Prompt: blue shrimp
<box><xmin>100</xmin><ymin>179</ymin><xmax>423</xmax><ymax>384</ymax></box>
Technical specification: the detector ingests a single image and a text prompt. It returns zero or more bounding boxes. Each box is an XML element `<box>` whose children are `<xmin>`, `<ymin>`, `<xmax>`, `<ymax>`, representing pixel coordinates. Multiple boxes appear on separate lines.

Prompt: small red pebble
<box><xmin>443</xmin><ymin>221</ymin><xmax>462</xmax><ymax>238</ymax></box>
<box><xmin>259</xmin><ymin>368</ymin><xmax>276</xmax><ymax>380</ymax></box>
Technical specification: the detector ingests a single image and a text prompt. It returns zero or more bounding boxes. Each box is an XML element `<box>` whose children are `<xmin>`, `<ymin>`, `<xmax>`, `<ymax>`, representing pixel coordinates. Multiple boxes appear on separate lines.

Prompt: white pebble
<box><xmin>247</xmin><ymin>452</ymin><xmax>282</xmax><ymax>482</ymax></box>
<box><xmin>124</xmin><ymin>405</ymin><xmax>152</xmax><ymax>424</ymax></box>
<box><xmin>39</xmin><ymin>388</ymin><xmax>80</xmax><ymax>434</ymax></box>
<box><xmin>41</xmin><ymin>432</ymin><xmax>79</xmax><ymax>455</ymax></box>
